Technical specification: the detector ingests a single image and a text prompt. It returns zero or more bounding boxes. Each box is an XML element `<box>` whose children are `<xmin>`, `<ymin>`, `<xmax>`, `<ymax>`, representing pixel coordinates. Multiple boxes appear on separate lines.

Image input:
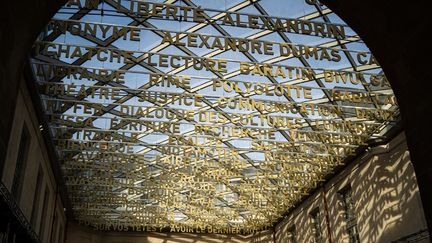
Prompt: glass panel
<box><xmin>29</xmin><ymin>0</ymin><xmax>400</xmax><ymax>234</ymax></box>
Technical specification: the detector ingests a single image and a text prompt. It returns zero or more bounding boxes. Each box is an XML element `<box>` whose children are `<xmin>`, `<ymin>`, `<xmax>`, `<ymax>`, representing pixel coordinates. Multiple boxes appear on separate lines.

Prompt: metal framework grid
<box><xmin>30</xmin><ymin>0</ymin><xmax>399</xmax><ymax>233</ymax></box>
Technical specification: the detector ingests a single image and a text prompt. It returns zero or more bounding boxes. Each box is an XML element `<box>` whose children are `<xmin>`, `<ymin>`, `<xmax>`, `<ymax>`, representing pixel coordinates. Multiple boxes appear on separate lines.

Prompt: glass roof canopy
<box><xmin>30</xmin><ymin>0</ymin><xmax>399</xmax><ymax>234</ymax></box>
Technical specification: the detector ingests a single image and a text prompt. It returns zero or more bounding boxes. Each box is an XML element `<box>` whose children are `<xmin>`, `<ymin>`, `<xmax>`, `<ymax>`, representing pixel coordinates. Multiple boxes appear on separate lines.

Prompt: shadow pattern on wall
<box><xmin>276</xmin><ymin>134</ymin><xmax>429</xmax><ymax>243</ymax></box>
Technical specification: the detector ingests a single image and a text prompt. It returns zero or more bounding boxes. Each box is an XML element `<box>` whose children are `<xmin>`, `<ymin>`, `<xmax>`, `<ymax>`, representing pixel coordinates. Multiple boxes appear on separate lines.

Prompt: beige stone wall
<box><xmin>275</xmin><ymin>133</ymin><xmax>429</xmax><ymax>243</ymax></box>
<box><xmin>1</xmin><ymin>79</ymin><xmax>67</xmax><ymax>243</ymax></box>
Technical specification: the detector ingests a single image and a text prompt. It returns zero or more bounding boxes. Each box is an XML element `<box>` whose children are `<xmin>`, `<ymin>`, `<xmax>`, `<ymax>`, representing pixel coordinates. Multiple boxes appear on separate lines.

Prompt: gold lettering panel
<box><xmin>31</xmin><ymin>0</ymin><xmax>399</xmax><ymax>234</ymax></box>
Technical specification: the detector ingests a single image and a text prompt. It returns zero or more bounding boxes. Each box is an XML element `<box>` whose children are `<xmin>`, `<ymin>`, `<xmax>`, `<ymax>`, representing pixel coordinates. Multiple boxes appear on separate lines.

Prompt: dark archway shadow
<box><xmin>1</xmin><ymin>0</ymin><xmax>431</xmax><ymax>237</ymax></box>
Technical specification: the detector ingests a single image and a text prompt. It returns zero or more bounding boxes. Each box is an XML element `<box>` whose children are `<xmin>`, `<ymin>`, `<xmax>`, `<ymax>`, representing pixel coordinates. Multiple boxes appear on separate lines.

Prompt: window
<box><xmin>39</xmin><ymin>185</ymin><xmax>51</xmax><ymax>239</ymax></box>
<box><xmin>340</xmin><ymin>187</ymin><xmax>360</xmax><ymax>243</ymax></box>
<box><xmin>11</xmin><ymin>124</ymin><xmax>31</xmax><ymax>201</ymax></box>
<box><xmin>310</xmin><ymin>208</ymin><xmax>323</xmax><ymax>243</ymax></box>
<box><xmin>287</xmin><ymin>225</ymin><xmax>297</xmax><ymax>243</ymax></box>
<box><xmin>31</xmin><ymin>166</ymin><xmax>44</xmax><ymax>228</ymax></box>
<box><xmin>50</xmin><ymin>210</ymin><xmax>58</xmax><ymax>243</ymax></box>
<box><xmin>57</xmin><ymin>224</ymin><xmax>64</xmax><ymax>243</ymax></box>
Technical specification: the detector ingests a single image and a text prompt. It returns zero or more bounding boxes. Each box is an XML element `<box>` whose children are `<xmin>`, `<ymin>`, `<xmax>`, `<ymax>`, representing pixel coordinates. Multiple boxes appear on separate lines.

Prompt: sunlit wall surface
<box><xmin>30</xmin><ymin>0</ymin><xmax>399</xmax><ymax>234</ymax></box>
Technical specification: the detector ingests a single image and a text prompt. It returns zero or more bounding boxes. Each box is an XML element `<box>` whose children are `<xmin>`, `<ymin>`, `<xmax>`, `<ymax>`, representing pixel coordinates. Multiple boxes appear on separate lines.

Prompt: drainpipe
<box><xmin>321</xmin><ymin>184</ymin><xmax>333</xmax><ymax>243</ymax></box>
